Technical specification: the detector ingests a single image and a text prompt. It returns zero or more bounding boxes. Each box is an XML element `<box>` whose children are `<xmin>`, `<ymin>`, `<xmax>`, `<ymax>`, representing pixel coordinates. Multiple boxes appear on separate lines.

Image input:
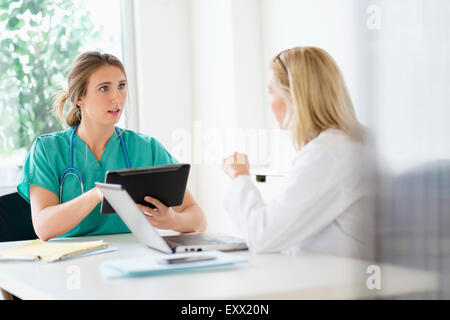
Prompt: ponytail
<box><xmin>52</xmin><ymin>90</ymin><xmax>81</xmax><ymax>127</ymax></box>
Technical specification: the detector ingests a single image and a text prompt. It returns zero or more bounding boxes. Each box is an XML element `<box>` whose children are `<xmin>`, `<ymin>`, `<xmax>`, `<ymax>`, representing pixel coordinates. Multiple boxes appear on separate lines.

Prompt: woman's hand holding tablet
<box><xmin>136</xmin><ymin>196</ymin><xmax>177</xmax><ymax>230</ymax></box>
<box><xmin>100</xmin><ymin>164</ymin><xmax>190</xmax><ymax>214</ymax></box>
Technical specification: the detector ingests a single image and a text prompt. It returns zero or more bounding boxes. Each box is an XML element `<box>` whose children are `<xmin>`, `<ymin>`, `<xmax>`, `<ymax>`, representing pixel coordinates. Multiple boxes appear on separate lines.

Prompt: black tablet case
<box><xmin>100</xmin><ymin>164</ymin><xmax>190</xmax><ymax>214</ymax></box>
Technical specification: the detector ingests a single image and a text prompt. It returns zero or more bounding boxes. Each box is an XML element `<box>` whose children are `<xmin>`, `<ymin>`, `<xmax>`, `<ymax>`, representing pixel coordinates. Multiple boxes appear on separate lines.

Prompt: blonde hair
<box><xmin>270</xmin><ymin>46</ymin><xmax>363</xmax><ymax>150</ymax></box>
<box><xmin>53</xmin><ymin>51</ymin><xmax>126</xmax><ymax>127</ymax></box>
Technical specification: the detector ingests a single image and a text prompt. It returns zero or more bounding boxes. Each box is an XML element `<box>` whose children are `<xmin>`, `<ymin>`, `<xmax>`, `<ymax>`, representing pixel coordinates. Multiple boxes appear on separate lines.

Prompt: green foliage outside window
<box><xmin>0</xmin><ymin>0</ymin><xmax>101</xmax><ymax>158</ymax></box>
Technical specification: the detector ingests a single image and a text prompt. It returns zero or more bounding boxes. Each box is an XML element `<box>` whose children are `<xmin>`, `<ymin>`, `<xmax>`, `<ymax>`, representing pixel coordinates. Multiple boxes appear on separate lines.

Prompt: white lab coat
<box><xmin>224</xmin><ymin>129</ymin><xmax>375</xmax><ymax>260</ymax></box>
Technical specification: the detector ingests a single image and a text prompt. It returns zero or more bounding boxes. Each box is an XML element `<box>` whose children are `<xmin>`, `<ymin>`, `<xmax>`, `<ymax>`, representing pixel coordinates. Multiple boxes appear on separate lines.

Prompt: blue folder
<box><xmin>99</xmin><ymin>250</ymin><xmax>247</xmax><ymax>278</ymax></box>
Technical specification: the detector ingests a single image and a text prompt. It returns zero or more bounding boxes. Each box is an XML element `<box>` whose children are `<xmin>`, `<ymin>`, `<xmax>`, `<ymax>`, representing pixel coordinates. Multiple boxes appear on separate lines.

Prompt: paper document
<box><xmin>0</xmin><ymin>239</ymin><xmax>109</xmax><ymax>262</ymax></box>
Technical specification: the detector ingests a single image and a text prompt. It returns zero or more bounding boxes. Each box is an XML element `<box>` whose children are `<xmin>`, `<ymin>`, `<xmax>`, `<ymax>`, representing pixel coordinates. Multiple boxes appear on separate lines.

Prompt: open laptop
<box><xmin>95</xmin><ymin>182</ymin><xmax>248</xmax><ymax>254</ymax></box>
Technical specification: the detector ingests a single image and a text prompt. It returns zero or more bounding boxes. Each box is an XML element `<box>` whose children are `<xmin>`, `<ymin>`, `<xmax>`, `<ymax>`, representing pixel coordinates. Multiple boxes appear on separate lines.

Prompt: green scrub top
<box><xmin>17</xmin><ymin>127</ymin><xmax>178</xmax><ymax>238</ymax></box>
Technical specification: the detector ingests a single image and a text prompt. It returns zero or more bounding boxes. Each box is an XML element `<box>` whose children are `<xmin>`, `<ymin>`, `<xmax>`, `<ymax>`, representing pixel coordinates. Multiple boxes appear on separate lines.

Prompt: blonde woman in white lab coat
<box><xmin>222</xmin><ymin>47</ymin><xmax>374</xmax><ymax>259</ymax></box>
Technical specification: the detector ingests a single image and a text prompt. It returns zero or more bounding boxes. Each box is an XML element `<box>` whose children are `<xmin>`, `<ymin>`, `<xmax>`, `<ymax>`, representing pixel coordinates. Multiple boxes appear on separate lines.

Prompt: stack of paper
<box><xmin>100</xmin><ymin>250</ymin><xmax>247</xmax><ymax>278</ymax></box>
<box><xmin>0</xmin><ymin>239</ymin><xmax>109</xmax><ymax>262</ymax></box>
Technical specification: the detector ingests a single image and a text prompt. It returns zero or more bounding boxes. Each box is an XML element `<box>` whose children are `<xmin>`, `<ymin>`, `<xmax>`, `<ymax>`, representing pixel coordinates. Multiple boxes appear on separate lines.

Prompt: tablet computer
<box><xmin>100</xmin><ymin>164</ymin><xmax>190</xmax><ymax>214</ymax></box>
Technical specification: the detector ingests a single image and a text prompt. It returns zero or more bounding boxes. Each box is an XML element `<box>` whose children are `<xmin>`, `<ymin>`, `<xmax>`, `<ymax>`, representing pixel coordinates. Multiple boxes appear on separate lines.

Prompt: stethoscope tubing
<box><xmin>58</xmin><ymin>124</ymin><xmax>130</xmax><ymax>203</ymax></box>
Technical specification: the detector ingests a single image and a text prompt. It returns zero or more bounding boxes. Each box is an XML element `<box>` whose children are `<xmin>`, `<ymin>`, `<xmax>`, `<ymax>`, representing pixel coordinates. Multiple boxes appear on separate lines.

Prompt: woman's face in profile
<box><xmin>267</xmin><ymin>77</ymin><xmax>287</xmax><ymax>129</ymax></box>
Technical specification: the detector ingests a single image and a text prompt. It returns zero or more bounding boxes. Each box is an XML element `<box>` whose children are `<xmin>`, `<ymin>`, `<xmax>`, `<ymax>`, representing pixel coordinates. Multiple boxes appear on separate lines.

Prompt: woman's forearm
<box><xmin>34</xmin><ymin>188</ymin><xmax>102</xmax><ymax>241</ymax></box>
<box><xmin>172</xmin><ymin>204</ymin><xmax>207</xmax><ymax>233</ymax></box>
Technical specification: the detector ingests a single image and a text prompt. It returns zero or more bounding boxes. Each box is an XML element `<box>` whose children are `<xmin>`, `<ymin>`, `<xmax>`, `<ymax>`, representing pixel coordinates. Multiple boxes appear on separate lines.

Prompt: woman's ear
<box><xmin>77</xmin><ymin>97</ymin><xmax>83</xmax><ymax>108</ymax></box>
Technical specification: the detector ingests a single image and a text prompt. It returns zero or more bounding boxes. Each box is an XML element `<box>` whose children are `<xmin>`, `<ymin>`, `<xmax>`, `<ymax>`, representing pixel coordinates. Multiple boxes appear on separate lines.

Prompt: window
<box><xmin>0</xmin><ymin>0</ymin><xmax>124</xmax><ymax>186</ymax></box>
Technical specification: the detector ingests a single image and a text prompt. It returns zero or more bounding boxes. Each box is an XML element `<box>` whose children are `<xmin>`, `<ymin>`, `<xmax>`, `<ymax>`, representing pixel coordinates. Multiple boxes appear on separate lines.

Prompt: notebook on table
<box><xmin>0</xmin><ymin>239</ymin><xmax>109</xmax><ymax>262</ymax></box>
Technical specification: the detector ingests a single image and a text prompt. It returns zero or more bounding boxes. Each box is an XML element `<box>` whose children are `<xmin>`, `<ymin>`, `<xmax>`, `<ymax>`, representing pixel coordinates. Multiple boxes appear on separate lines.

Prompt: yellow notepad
<box><xmin>0</xmin><ymin>239</ymin><xmax>108</xmax><ymax>262</ymax></box>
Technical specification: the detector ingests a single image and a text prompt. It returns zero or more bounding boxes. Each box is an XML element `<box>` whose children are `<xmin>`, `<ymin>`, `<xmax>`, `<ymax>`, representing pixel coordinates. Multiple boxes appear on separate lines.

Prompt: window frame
<box><xmin>120</xmin><ymin>0</ymin><xmax>140</xmax><ymax>132</ymax></box>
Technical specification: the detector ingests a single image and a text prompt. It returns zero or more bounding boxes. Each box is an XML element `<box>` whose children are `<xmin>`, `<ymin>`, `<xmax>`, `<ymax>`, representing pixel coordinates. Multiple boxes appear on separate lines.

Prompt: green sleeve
<box><xmin>17</xmin><ymin>137</ymin><xmax>60</xmax><ymax>202</ymax></box>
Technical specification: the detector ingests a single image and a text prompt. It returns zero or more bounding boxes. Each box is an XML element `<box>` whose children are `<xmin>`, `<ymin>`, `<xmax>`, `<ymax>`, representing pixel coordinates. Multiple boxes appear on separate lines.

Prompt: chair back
<box><xmin>0</xmin><ymin>191</ymin><xmax>37</xmax><ymax>242</ymax></box>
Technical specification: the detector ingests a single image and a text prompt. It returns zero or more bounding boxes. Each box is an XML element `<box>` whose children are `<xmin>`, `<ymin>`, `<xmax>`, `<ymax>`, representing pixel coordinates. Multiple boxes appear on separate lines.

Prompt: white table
<box><xmin>0</xmin><ymin>233</ymin><xmax>439</xmax><ymax>300</ymax></box>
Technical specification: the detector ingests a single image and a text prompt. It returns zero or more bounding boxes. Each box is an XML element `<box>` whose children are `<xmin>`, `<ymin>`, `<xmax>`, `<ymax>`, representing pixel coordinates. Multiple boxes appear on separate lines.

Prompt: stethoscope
<box><xmin>59</xmin><ymin>124</ymin><xmax>131</xmax><ymax>203</ymax></box>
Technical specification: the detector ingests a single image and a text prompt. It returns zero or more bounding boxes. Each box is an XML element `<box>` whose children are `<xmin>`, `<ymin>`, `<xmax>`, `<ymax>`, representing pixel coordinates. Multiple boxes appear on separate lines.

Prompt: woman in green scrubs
<box><xmin>17</xmin><ymin>51</ymin><xmax>206</xmax><ymax>240</ymax></box>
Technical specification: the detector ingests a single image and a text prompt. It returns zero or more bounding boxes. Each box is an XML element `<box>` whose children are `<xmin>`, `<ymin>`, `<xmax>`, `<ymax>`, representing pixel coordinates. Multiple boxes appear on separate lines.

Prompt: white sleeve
<box><xmin>223</xmin><ymin>147</ymin><xmax>347</xmax><ymax>253</ymax></box>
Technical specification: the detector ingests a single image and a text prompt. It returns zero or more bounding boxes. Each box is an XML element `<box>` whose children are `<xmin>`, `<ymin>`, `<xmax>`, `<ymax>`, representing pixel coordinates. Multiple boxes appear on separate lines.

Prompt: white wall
<box><xmin>189</xmin><ymin>0</ymin><xmax>236</xmax><ymax>234</ymax></box>
<box><xmin>372</xmin><ymin>0</ymin><xmax>450</xmax><ymax>174</ymax></box>
<box><xmin>133</xmin><ymin>0</ymin><xmax>194</xmax><ymax>148</ymax></box>
<box><xmin>132</xmin><ymin>0</ymin><xmax>197</xmax><ymax>195</ymax></box>
<box><xmin>189</xmin><ymin>0</ymin><xmax>268</xmax><ymax>234</ymax></box>
<box><xmin>0</xmin><ymin>186</ymin><xmax>16</xmax><ymax>196</ymax></box>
